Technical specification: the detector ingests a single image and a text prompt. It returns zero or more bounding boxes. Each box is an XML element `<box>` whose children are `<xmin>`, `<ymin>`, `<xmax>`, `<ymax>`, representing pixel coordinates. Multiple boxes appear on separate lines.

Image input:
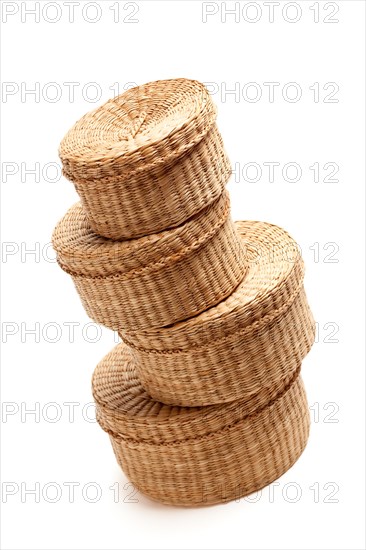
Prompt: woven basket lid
<box><xmin>93</xmin><ymin>343</ymin><xmax>301</xmax><ymax>445</ymax></box>
<box><xmin>59</xmin><ymin>79</ymin><xmax>217</xmax><ymax>182</ymax></box>
<box><xmin>52</xmin><ymin>191</ymin><xmax>230</xmax><ymax>277</ymax></box>
<box><xmin>121</xmin><ymin>220</ymin><xmax>305</xmax><ymax>348</ymax></box>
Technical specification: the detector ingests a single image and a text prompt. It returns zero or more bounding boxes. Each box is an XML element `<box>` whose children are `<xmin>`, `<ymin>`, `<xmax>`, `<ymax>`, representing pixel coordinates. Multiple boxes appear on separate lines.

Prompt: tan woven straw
<box><xmin>121</xmin><ymin>220</ymin><xmax>315</xmax><ymax>406</ymax></box>
<box><xmin>93</xmin><ymin>343</ymin><xmax>310</xmax><ymax>507</ymax></box>
<box><xmin>52</xmin><ymin>191</ymin><xmax>247</xmax><ymax>331</ymax></box>
<box><xmin>59</xmin><ymin>79</ymin><xmax>231</xmax><ymax>240</ymax></box>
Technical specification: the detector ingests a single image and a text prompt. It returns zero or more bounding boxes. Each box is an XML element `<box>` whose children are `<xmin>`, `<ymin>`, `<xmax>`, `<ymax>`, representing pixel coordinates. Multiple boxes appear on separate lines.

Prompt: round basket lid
<box><xmin>59</xmin><ymin>78</ymin><xmax>217</xmax><ymax>181</ymax></box>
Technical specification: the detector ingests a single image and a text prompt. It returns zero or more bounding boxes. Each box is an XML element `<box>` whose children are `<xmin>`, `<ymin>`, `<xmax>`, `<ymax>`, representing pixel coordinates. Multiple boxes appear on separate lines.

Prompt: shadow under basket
<box><xmin>52</xmin><ymin>191</ymin><xmax>247</xmax><ymax>331</ymax></box>
<box><xmin>121</xmin><ymin>220</ymin><xmax>316</xmax><ymax>406</ymax></box>
<box><xmin>59</xmin><ymin>78</ymin><xmax>231</xmax><ymax>240</ymax></box>
<box><xmin>92</xmin><ymin>343</ymin><xmax>310</xmax><ymax>507</ymax></box>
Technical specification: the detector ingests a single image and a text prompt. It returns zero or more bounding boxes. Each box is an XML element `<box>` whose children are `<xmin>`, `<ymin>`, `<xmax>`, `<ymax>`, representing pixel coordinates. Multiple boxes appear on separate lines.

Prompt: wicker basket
<box><xmin>59</xmin><ymin>79</ymin><xmax>231</xmax><ymax>240</ymax></box>
<box><xmin>52</xmin><ymin>192</ymin><xmax>247</xmax><ymax>331</ymax></box>
<box><xmin>121</xmin><ymin>221</ymin><xmax>315</xmax><ymax>406</ymax></box>
<box><xmin>93</xmin><ymin>343</ymin><xmax>310</xmax><ymax>507</ymax></box>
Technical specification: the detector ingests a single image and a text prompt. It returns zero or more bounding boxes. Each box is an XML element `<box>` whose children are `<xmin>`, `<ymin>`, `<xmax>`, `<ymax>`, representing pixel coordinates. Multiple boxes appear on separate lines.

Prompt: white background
<box><xmin>1</xmin><ymin>1</ymin><xmax>365</xmax><ymax>549</ymax></box>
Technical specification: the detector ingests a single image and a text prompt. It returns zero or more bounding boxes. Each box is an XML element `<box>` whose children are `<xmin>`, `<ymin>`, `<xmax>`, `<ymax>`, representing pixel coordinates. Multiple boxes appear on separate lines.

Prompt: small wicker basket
<box><xmin>93</xmin><ymin>343</ymin><xmax>310</xmax><ymax>507</ymax></box>
<box><xmin>52</xmin><ymin>192</ymin><xmax>247</xmax><ymax>331</ymax></box>
<box><xmin>59</xmin><ymin>79</ymin><xmax>231</xmax><ymax>240</ymax></box>
<box><xmin>121</xmin><ymin>220</ymin><xmax>315</xmax><ymax>406</ymax></box>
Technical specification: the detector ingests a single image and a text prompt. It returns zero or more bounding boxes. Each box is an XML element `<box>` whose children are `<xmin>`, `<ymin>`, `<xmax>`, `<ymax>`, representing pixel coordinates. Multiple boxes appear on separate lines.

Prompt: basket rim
<box><xmin>123</xmin><ymin>277</ymin><xmax>305</xmax><ymax>354</ymax></box>
<box><xmin>52</xmin><ymin>191</ymin><xmax>230</xmax><ymax>278</ymax></box>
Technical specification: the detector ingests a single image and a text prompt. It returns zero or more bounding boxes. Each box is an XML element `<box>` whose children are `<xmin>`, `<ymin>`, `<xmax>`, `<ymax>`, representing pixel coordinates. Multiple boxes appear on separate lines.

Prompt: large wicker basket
<box><xmin>121</xmin><ymin>221</ymin><xmax>315</xmax><ymax>406</ymax></box>
<box><xmin>93</xmin><ymin>343</ymin><xmax>310</xmax><ymax>507</ymax></box>
<box><xmin>52</xmin><ymin>192</ymin><xmax>247</xmax><ymax>331</ymax></box>
<box><xmin>59</xmin><ymin>79</ymin><xmax>231</xmax><ymax>240</ymax></box>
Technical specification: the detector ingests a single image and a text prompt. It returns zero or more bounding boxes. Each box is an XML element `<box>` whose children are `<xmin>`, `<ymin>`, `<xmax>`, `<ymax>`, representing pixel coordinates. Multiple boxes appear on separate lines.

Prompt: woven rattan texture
<box><xmin>93</xmin><ymin>343</ymin><xmax>310</xmax><ymax>506</ymax></box>
<box><xmin>120</xmin><ymin>221</ymin><xmax>315</xmax><ymax>406</ymax></box>
<box><xmin>59</xmin><ymin>79</ymin><xmax>230</xmax><ymax>240</ymax></box>
<box><xmin>52</xmin><ymin>192</ymin><xmax>247</xmax><ymax>331</ymax></box>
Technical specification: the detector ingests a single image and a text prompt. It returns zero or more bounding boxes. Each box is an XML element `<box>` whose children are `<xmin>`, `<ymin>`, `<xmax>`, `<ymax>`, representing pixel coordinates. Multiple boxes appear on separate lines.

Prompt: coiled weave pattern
<box><xmin>93</xmin><ymin>343</ymin><xmax>310</xmax><ymax>506</ymax></box>
<box><xmin>59</xmin><ymin>79</ymin><xmax>231</xmax><ymax>240</ymax></box>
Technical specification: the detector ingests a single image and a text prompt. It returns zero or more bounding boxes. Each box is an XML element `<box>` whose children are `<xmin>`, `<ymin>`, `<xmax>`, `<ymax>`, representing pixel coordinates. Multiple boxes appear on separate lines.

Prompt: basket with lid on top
<box><xmin>59</xmin><ymin>78</ymin><xmax>231</xmax><ymax>240</ymax></box>
<box><xmin>93</xmin><ymin>343</ymin><xmax>310</xmax><ymax>507</ymax></box>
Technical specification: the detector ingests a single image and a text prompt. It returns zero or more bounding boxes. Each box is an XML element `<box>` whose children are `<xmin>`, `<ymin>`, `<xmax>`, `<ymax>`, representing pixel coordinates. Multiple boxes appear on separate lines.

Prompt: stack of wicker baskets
<box><xmin>53</xmin><ymin>78</ymin><xmax>315</xmax><ymax>506</ymax></box>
